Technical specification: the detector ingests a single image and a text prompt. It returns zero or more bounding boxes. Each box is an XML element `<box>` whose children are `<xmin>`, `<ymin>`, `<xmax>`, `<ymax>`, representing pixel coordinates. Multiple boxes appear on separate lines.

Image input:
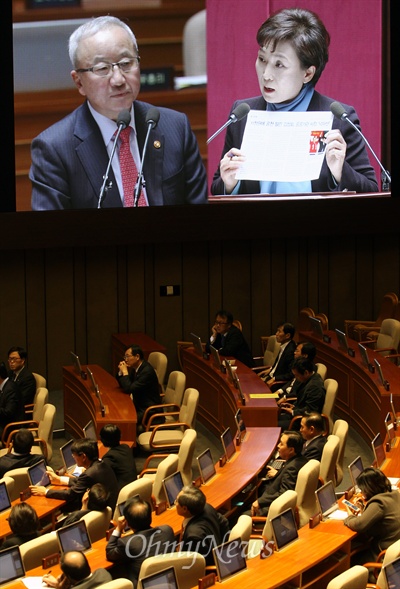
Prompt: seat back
<box><xmin>101</xmin><ymin>581</ymin><xmax>133</xmax><ymax>589</ymax></box>
<box><xmin>163</xmin><ymin>371</ymin><xmax>186</xmax><ymax>419</ymax></box>
<box><xmin>36</xmin><ymin>403</ymin><xmax>56</xmax><ymax>460</ymax></box>
<box><xmin>151</xmin><ymin>454</ymin><xmax>179</xmax><ymax>505</ymax></box>
<box><xmin>315</xmin><ymin>363</ymin><xmax>327</xmax><ymax>381</ymax></box>
<box><xmin>114</xmin><ymin>478</ymin><xmax>153</xmax><ymax>520</ymax></box>
<box><xmin>332</xmin><ymin>419</ymin><xmax>349</xmax><ymax>486</ymax></box>
<box><xmin>376</xmin><ymin>318</ymin><xmax>400</xmax><ymax>355</ymax></box>
<box><xmin>326</xmin><ymin>565</ymin><xmax>369</xmax><ymax>589</ymax></box>
<box><xmin>179</xmin><ymin>388</ymin><xmax>199</xmax><ymax>429</ymax></box>
<box><xmin>32</xmin><ymin>387</ymin><xmax>49</xmax><ymax>422</ymax></box>
<box><xmin>148</xmin><ymin>352</ymin><xmax>168</xmax><ymax>388</ymax></box>
<box><xmin>377</xmin><ymin>292</ymin><xmax>399</xmax><ymax>324</ymax></box>
<box><xmin>263</xmin><ymin>335</ymin><xmax>281</xmax><ymax>366</ymax></box>
<box><xmin>376</xmin><ymin>539</ymin><xmax>400</xmax><ymax>589</ymax></box>
<box><xmin>295</xmin><ymin>459</ymin><xmax>320</xmax><ymax>528</ymax></box>
<box><xmin>19</xmin><ymin>531</ymin><xmax>59</xmax><ymax>571</ymax></box>
<box><xmin>229</xmin><ymin>514</ymin><xmax>252</xmax><ymax>556</ymax></box>
<box><xmin>183</xmin><ymin>9</ymin><xmax>206</xmax><ymax>76</ymax></box>
<box><xmin>81</xmin><ymin>506</ymin><xmax>112</xmax><ymax>543</ymax></box>
<box><xmin>138</xmin><ymin>552</ymin><xmax>206</xmax><ymax>589</ymax></box>
<box><xmin>322</xmin><ymin>379</ymin><xmax>338</xmax><ymax>433</ymax></box>
<box><xmin>177</xmin><ymin>428</ymin><xmax>197</xmax><ymax>486</ymax></box>
<box><xmin>262</xmin><ymin>490</ymin><xmax>298</xmax><ymax>542</ymax></box>
<box><xmin>320</xmin><ymin>434</ymin><xmax>340</xmax><ymax>486</ymax></box>
<box><xmin>5</xmin><ymin>468</ymin><xmax>31</xmax><ymax>501</ymax></box>
<box><xmin>32</xmin><ymin>372</ymin><xmax>47</xmax><ymax>390</ymax></box>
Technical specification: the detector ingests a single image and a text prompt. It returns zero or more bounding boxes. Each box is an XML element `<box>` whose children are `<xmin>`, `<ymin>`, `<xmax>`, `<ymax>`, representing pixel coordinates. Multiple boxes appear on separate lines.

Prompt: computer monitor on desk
<box><xmin>309</xmin><ymin>316</ymin><xmax>324</xmax><ymax>339</ymax></box>
<box><xmin>190</xmin><ymin>332</ymin><xmax>207</xmax><ymax>359</ymax></box>
<box><xmin>70</xmin><ymin>350</ymin><xmax>85</xmax><ymax>378</ymax></box>
<box><xmin>221</xmin><ymin>427</ymin><xmax>236</xmax><ymax>462</ymax></box>
<box><xmin>334</xmin><ymin>329</ymin><xmax>355</xmax><ymax>357</ymax></box>
<box><xmin>374</xmin><ymin>358</ymin><xmax>390</xmax><ymax>390</ymax></box>
<box><xmin>371</xmin><ymin>432</ymin><xmax>387</xmax><ymax>469</ymax></box>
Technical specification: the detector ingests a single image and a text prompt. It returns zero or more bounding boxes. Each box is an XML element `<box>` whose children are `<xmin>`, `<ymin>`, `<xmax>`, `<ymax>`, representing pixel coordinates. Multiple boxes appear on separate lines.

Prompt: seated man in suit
<box><xmin>42</xmin><ymin>551</ymin><xmax>111</xmax><ymax>589</ymax></box>
<box><xmin>258</xmin><ymin>323</ymin><xmax>296</xmax><ymax>390</ymax></box>
<box><xmin>106</xmin><ymin>496</ymin><xmax>175</xmax><ymax>586</ymax></box>
<box><xmin>176</xmin><ymin>485</ymin><xmax>230</xmax><ymax>566</ymax></box>
<box><xmin>276</xmin><ymin>341</ymin><xmax>317</xmax><ymax>402</ymax></box>
<box><xmin>0</xmin><ymin>428</ymin><xmax>44</xmax><ymax>477</ymax></box>
<box><xmin>30</xmin><ymin>438</ymin><xmax>119</xmax><ymax>513</ymax></box>
<box><xmin>61</xmin><ymin>483</ymin><xmax>110</xmax><ymax>527</ymax></box>
<box><xmin>99</xmin><ymin>424</ymin><xmax>137</xmax><ymax>489</ymax></box>
<box><xmin>247</xmin><ymin>430</ymin><xmax>307</xmax><ymax>517</ymax></box>
<box><xmin>206</xmin><ymin>309</ymin><xmax>255</xmax><ymax>367</ymax></box>
<box><xmin>7</xmin><ymin>346</ymin><xmax>36</xmax><ymax>412</ymax></box>
<box><xmin>117</xmin><ymin>344</ymin><xmax>161</xmax><ymax>427</ymax></box>
<box><xmin>278</xmin><ymin>357</ymin><xmax>326</xmax><ymax>430</ymax></box>
<box><xmin>0</xmin><ymin>362</ymin><xmax>23</xmax><ymax>441</ymax></box>
<box><xmin>300</xmin><ymin>412</ymin><xmax>327</xmax><ymax>461</ymax></box>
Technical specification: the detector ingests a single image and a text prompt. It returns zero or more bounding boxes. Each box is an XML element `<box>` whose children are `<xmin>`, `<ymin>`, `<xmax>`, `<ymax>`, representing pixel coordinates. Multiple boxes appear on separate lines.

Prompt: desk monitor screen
<box><xmin>162</xmin><ymin>471</ymin><xmax>184</xmax><ymax>508</ymax></box>
<box><xmin>60</xmin><ymin>439</ymin><xmax>76</xmax><ymax>473</ymax></box>
<box><xmin>383</xmin><ymin>555</ymin><xmax>400</xmax><ymax>589</ymax></box>
<box><xmin>335</xmin><ymin>329</ymin><xmax>349</xmax><ymax>353</ymax></box>
<box><xmin>374</xmin><ymin>358</ymin><xmax>386</xmax><ymax>386</ymax></box>
<box><xmin>83</xmin><ymin>420</ymin><xmax>97</xmax><ymax>441</ymax></box>
<box><xmin>0</xmin><ymin>546</ymin><xmax>25</xmax><ymax>585</ymax></box>
<box><xmin>86</xmin><ymin>366</ymin><xmax>99</xmax><ymax>395</ymax></box>
<box><xmin>385</xmin><ymin>412</ymin><xmax>396</xmax><ymax>448</ymax></box>
<box><xmin>225</xmin><ymin>359</ymin><xmax>236</xmax><ymax>385</ymax></box>
<box><xmin>315</xmin><ymin>480</ymin><xmax>346</xmax><ymax>521</ymax></box>
<box><xmin>371</xmin><ymin>432</ymin><xmax>386</xmax><ymax>469</ymax></box>
<box><xmin>348</xmin><ymin>455</ymin><xmax>364</xmax><ymax>489</ymax></box>
<box><xmin>270</xmin><ymin>507</ymin><xmax>299</xmax><ymax>551</ymax></box>
<box><xmin>70</xmin><ymin>350</ymin><xmax>83</xmax><ymax>376</ymax></box>
<box><xmin>0</xmin><ymin>481</ymin><xmax>11</xmax><ymax>513</ymax></box>
<box><xmin>190</xmin><ymin>333</ymin><xmax>204</xmax><ymax>358</ymax></box>
<box><xmin>117</xmin><ymin>494</ymin><xmax>139</xmax><ymax>531</ymax></box>
<box><xmin>390</xmin><ymin>393</ymin><xmax>399</xmax><ymax>425</ymax></box>
<box><xmin>309</xmin><ymin>316</ymin><xmax>324</xmax><ymax>339</ymax></box>
<box><xmin>197</xmin><ymin>448</ymin><xmax>217</xmax><ymax>484</ymax></box>
<box><xmin>141</xmin><ymin>566</ymin><xmax>179</xmax><ymax>589</ymax></box>
<box><xmin>27</xmin><ymin>459</ymin><xmax>51</xmax><ymax>487</ymax></box>
<box><xmin>221</xmin><ymin>427</ymin><xmax>236</xmax><ymax>461</ymax></box>
<box><xmin>212</xmin><ymin>538</ymin><xmax>247</xmax><ymax>582</ymax></box>
<box><xmin>358</xmin><ymin>343</ymin><xmax>370</xmax><ymax>368</ymax></box>
<box><xmin>209</xmin><ymin>344</ymin><xmax>222</xmax><ymax>370</ymax></box>
<box><xmin>234</xmin><ymin>408</ymin><xmax>247</xmax><ymax>440</ymax></box>
<box><xmin>57</xmin><ymin>520</ymin><xmax>91</xmax><ymax>554</ymax></box>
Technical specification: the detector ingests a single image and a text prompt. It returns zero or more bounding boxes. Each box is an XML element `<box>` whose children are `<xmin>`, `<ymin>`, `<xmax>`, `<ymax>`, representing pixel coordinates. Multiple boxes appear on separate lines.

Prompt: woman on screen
<box><xmin>211</xmin><ymin>7</ymin><xmax>378</xmax><ymax>196</ymax></box>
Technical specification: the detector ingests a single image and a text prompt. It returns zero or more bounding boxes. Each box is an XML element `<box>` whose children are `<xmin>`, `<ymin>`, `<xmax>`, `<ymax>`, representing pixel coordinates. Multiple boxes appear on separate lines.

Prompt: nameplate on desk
<box><xmin>20</xmin><ymin>488</ymin><xmax>32</xmax><ymax>501</ymax></box>
<box><xmin>309</xmin><ymin>512</ymin><xmax>322</xmax><ymax>529</ymax></box>
<box><xmin>42</xmin><ymin>553</ymin><xmax>60</xmax><ymax>569</ymax></box>
<box><xmin>250</xmin><ymin>393</ymin><xmax>279</xmax><ymax>399</ymax></box>
<box><xmin>323</xmin><ymin>334</ymin><xmax>331</xmax><ymax>343</ymax></box>
<box><xmin>347</xmin><ymin>348</ymin><xmax>356</xmax><ymax>358</ymax></box>
<box><xmin>192</xmin><ymin>476</ymin><xmax>202</xmax><ymax>488</ymax></box>
<box><xmin>155</xmin><ymin>501</ymin><xmax>167</xmax><ymax>515</ymax></box>
<box><xmin>219</xmin><ymin>455</ymin><xmax>227</xmax><ymax>468</ymax></box>
<box><xmin>140</xmin><ymin>67</ymin><xmax>173</xmax><ymax>92</ymax></box>
<box><xmin>198</xmin><ymin>572</ymin><xmax>216</xmax><ymax>589</ymax></box>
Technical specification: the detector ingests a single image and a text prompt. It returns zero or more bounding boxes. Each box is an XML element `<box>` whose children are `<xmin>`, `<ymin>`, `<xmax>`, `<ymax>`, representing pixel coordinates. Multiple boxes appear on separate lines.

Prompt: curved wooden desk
<box><xmin>62</xmin><ymin>365</ymin><xmax>137</xmax><ymax>442</ymax></box>
<box><xmin>111</xmin><ymin>332</ymin><xmax>167</xmax><ymax>377</ymax></box>
<box><xmin>300</xmin><ymin>330</ymin><xmax>400</xmax><ymax>444</ymax></box>
<box><xmin>181</xmin><ymin>347</ymin><xmax>278</xmax><ymax>437</ymax></box>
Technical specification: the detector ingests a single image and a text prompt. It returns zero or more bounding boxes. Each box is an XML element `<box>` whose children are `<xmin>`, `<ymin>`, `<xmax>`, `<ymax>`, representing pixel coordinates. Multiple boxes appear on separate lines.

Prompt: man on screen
<box><xmin>30</xmin><ymin>16</ymin><xmax>207</xmax><ymax>210</ymax></box>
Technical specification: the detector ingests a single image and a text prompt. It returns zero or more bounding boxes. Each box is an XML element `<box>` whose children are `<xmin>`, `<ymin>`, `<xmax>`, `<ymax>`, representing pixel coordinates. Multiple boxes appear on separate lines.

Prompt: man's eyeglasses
<box><xmin>76</xmin><ymin>57</ymin><xmax>140</xmax><ymax>77</ymax></box>
<box><xmin>8</xmin><ymin>357</ymin><xmax>21</xmax><ymax>363</ymax></box>
<box><xmin>215</xmin><ymin>321</ymin><xmax>228</xmax><ymax>326</ymax></box>
<box><xmin>124</xmin><ymin>354</ymin><xmax>134</xmax><ymax>360</ymax></box>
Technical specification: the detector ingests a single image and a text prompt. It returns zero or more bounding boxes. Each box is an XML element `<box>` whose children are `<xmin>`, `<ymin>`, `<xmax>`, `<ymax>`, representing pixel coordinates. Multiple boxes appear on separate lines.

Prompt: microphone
<box><xmin>98</xmin><ymin>109</ymin><xmax>131</xmax><ymax>209</ymax></box>
<box><xmin>330</xmin><ymin>101</ymin><xmax>391</xmax><ymax>190</ymax></box>
<box><xmin>206</xmin><ymin>103</ymin><xmax>250</xmax><ymax>145</ymax></box>
<box><xmin>134</xmin><ymin>107</ymin><xmax>160</xmax><ymax>207</ymax></box>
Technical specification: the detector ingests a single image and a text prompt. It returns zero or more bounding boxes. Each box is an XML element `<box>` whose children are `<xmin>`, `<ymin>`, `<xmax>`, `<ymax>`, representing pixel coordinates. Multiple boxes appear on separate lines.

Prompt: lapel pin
<box><xmin>153</xmin><ymin>140</ymin><xmax>161</xmax><ymax>149</ymax></box>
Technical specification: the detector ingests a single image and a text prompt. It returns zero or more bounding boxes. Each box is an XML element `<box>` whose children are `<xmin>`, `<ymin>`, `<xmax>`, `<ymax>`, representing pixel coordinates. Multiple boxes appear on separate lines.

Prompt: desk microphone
<box><xmin>134</xmin><ymin>107</ymin><xmax>160</xmax><ymax>207</ymax></box>
<box><xmin>330</xmin><ymin>101</ymin><xmax>391</xmax><ymax>191</ymax></box>
<box><xmin>98</xmin><ymin>109</ymin><xmax>131</xmax><ymax>209</ymax></box>
<box><xmin>207</xmin><ymin>102</ymin><xmax>250</xmax><ymax>145</ymax></box>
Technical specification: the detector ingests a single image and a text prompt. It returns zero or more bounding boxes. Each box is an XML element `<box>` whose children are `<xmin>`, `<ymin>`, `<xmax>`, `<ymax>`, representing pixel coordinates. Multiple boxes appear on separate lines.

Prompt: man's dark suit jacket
<box><xmin>101</xmin><ymin>444</ymin><xmax>137</xmax><ymax>490</ymax></box>
<box><xmin>30</xmin><ymin>100</ymin><xmax>208</xmax><ymax>210</ymax></box>
<box><xmin>9</xmin><ymin>366</ymin><xmax>36</xmax><ymax>409</ymax></box>
<box><xmin>181</xmin><ymin>502</ymin><xmax>230</xmax><ymax>566</ymax></box>
<box><xmin>117</xmin><ymin>360</ymin><xmax>161</xmax><ymax>425</ymax></box>
<box><xmin>46</xmin><ymin>459</ymin><xmax>119</xmax><ymax>512</ymax></box>
<box><xmin>256</xmin><ymin>454</ymin><xmax>308</xmax><ymax>515</ymax></box>
<box><xmin>293</xmin><ymin>373</ymin><xmax>326</xmax><ymax>417</ymax></box>
<box><xmin>211</xmin><ymin>92</ymin><xmax>378</xmax><ymax>195</ymax></box>
<box><xmin>206</xmin><ymin>325</ymin><xmax>255</xmax><ymax>368</ymax></box>
<box><xmin>0</xmin><ymin>451</ymin><xmax>44</xmax><ymax>478</ymax></box>
<box><xmin>302</xmin><ymin>435</ymin><xmax>327</xmax><ymax>462</ymax></box>
<box><xmin>270</xmin><ymin>340</ymin><xmax>297</xmax><ymax>383</ymax></box>
<box><xmin>0</xmin><ymin>379</ymin><xmax>23</xmax><ymax>438</ymax></box>
<box><xmin>106</xmin><ymin>525</ymin><xmax>175</xmax><ymax>587</ymax></box>
<box><xmin>73</xmin><ymin>569</ymin><xmax>112</xmax><ymax>589</ymax></box>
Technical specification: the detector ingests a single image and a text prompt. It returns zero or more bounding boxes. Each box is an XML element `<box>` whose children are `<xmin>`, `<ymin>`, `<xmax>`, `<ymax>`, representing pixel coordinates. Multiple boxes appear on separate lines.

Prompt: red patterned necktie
<box><xmin>119</xmin><ymin>126</ymin><xmax>147</xmax><ymax>207</ymax></box>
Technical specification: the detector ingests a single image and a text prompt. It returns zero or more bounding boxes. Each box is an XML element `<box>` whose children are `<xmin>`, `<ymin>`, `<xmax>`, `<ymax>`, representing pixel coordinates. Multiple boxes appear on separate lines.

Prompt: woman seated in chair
<box><xmin>1</xmin><ymin>502</ymin><xmax>40</xmax><ymax>549</ymax></box>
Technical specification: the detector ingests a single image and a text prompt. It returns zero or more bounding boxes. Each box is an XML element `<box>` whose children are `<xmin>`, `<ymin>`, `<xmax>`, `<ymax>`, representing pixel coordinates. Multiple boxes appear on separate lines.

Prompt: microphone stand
<box><xmin>134</xmin><ymin>123</ymin><xmax>153</xmax><ymax>207</ymax></box>
<box><xmin>98</xmin><ymin>125</ymin><xmax>124</xmax><ymax>209</ymax></box>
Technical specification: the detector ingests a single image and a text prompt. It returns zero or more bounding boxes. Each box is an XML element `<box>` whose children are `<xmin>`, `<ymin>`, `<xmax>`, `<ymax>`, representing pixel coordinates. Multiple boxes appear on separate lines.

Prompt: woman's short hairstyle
<box><xmin>8</xmin><ymin>502</ymin><xmax>40</xmax><ymax>536</ymax></box>
<box><xmin>256</xmin><ymin>7</ymin><xmax>330</xmax><ymax>86</ymax></box>
<box><xmin>356</xmin><ymin>467</ymin><xmax>392</xmax><ymax>500</ymax></box>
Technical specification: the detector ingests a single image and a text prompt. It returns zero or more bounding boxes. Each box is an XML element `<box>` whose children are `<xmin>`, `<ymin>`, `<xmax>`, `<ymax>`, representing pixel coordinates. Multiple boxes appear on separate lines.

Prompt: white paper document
<box><xmin>236</xmin><ymin>110</ymin><xmax>334</xmax><ymax>182</ymax></box>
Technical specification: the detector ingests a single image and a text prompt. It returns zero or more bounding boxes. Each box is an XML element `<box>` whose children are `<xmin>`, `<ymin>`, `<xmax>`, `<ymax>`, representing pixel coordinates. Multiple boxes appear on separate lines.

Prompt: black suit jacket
<box><xmin>117</xmin><ymin>360</ymin><xmax>161</xmax><ymax>424</ymax></box>
<box><xmin>0</xmin><ymin>452</ymin><xmax>44</xmax><ymax>478</ymax></box>
<box><xmin>302</xmin><ymin>435</ymin><xmax>326</xmax><ymax>462</ymax></box>
<box><xmin>101</xmin><ymin>444</ymin><xmax>137</xmax><ymax>490</ymax></box>
<box><xmin>181</xmin><ymin>503</ymin><xmax>230</xmax><ymax>566</ymax></box>
<box><xmin>270</xmin><ymin>340</ymin><xmax>297</xmax><ymax>383</ymax></box>
<box><xmin>9</xmin><ymin>367</ymin><xmax>36</xmax><ymax>408</ymax></box>
<box><xmin>257</xmin><ymin>454</ymin><xmax>308</xmax><ymax>513</ymax></box>
<box><xmin>206</xmin><ymin>325</ymin><xmax>255</xmax><ymax>368</ymax></box>
<box><xmin>293</xmin><ymin>373</ymin><xmax>326</xmax><ymax>417</ymax></box>
<box><xmin>31</xmin><ymin>100</ymin><xmax>208</xmax><ymax>209</ymax></box>
<box><xmin>0</xmin><ymin>379</ymin><xmax>23</xmax><ymax>436</ymax></box>
<box><xmin>211</xmin><ymin>92</ymin><xmax>378</xmax><ymax>195</ymax></box>
<box><xmin>46</xmin><ymin>459</ymin><xmax>119</xmax><ymax>512</ymax></box>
